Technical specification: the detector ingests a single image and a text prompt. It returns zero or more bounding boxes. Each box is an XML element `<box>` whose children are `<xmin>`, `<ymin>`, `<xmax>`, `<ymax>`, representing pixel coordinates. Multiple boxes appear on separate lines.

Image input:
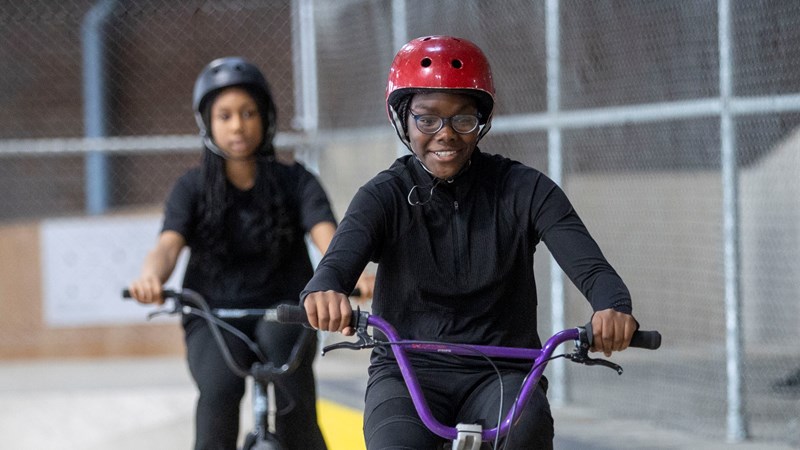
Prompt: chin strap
<box><xmin>202</xmin><ymin>135</ymin><xmax>227</xmax><ymax>159</ymax></box>
<box><xmin>406</xmin><ymin>159</ymin><xmax>472</xmax><ymax>206</ymax></box>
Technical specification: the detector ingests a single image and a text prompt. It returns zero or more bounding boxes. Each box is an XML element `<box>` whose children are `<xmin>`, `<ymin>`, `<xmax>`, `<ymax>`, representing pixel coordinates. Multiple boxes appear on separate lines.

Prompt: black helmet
<box><xmin>192</xmin><ymin>57</ymin><xmax>277</xmax><ymax>156</ymax></box>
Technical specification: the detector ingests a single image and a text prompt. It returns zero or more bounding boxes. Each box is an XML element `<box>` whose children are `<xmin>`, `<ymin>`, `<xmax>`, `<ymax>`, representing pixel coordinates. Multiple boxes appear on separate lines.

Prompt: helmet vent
<box><xmin>451</xmin><ymin>59</ymin><xmax>463</xmax><ymax>69</ymax></box>
<box><xmin>420</xmin><ymin>57</ymin><xmax>432</xmax><ymax>68</ymax></box>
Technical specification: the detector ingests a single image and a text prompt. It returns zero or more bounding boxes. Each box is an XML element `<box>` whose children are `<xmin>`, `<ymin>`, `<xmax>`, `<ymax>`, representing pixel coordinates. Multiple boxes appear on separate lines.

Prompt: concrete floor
<box><xmin>1</xmin><ymin>345</ymin><xmax>796</xmax><ymax>450</ymax></box>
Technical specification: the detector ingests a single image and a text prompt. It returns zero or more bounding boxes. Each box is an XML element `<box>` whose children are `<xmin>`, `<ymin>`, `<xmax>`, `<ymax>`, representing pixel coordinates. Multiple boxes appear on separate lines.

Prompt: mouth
<box><xmin>228</xmin><ymin>140</ymin><xmax>249</xmax><ymax>151</ymax></box>
<box><xmin>432</xmin><ymin>150</ymin><xmax>458</xmax><ymax>159</ymax></box>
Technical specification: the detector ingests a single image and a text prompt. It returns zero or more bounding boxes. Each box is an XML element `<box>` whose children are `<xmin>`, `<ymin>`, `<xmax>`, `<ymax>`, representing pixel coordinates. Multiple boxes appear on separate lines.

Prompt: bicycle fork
<box><xmin>252</xmin><ymin>380</ymin><xmax>278</xmax><ymax>436</ymax></box>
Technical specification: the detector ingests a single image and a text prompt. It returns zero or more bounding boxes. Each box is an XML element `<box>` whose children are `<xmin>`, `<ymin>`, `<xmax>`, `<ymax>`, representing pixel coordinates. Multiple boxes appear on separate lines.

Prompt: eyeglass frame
<box><xmin>409</xmin><ymin>111</ymin><xmax>482</xmax><ymax>135</ymax></box>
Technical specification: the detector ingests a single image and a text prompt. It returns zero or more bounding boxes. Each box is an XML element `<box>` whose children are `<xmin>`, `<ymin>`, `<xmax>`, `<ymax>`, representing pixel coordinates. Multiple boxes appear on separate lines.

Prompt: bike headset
<box><xmin>386</xmin><ymin>35</ymin><xmax>496</xmax><ymax>153</ymax></box>
<box><xmin>192</xmin><ymin>56</ymin><xmax>278</xmax><ymax>159</ymax></box>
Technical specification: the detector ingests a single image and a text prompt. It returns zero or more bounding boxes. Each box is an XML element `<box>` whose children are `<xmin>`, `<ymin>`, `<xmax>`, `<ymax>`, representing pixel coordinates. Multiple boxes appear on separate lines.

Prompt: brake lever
<box><xmin>564</xmin><ymin>349</ymin><xmax>624</xmax><ymax>374</ymax></box>
<box><xmin>581</xmin><ymin>356</ymin><xmax>623</xmax><ymax>375</ymax></box>
<box><xmin>565</xmin><ymin>330</ymin><xmax>624</xmax><ymax>375</ymax></box>
<box><xmin>146</xmin><ymin>299</ymin><xmax>182</xmax><ymax>320</ymax></box>
<box><xmin>321</xmin><ymin>327</ymin><xmax>376</xmax><ymax>356</ymax></box>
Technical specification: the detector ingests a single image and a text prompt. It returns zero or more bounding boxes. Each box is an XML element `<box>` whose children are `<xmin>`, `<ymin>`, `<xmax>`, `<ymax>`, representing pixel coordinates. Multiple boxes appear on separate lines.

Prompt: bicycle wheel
<box><xmin>242</xmin><ymin>431</ymin><xmax>283</xmax><ymax>450</ymax></box>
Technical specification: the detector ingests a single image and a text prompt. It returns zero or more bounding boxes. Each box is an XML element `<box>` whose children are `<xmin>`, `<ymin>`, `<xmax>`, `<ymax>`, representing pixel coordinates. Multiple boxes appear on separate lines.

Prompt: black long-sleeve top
<box><xmin>302</xmin><ymin>149</ymin><xmax>631</xmax><ymax>366</ymax></box>
<box><xmin>164</xmin><ymin>162</ymin><xmax>336</xmax><ymax>309</ymax></box>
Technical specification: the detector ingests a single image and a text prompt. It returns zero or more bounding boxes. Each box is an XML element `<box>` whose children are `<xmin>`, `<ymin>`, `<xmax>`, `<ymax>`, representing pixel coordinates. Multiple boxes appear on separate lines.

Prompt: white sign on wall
<box><xmin>40</xmin><ymin>215</ymin><xmax>188</xmax><ymax>327</ymax></box>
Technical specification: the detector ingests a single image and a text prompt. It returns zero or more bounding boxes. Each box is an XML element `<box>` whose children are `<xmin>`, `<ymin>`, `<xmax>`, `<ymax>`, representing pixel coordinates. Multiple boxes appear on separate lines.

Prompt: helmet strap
<box><xmin>477</xmin><ymin>114</ymin><xmax>492</xmax><ymax>142</ymax></box>
<box><xmin>388</xmin><ymin>105</ymin><xmax>412</xmax><ymax>151</ymax></box>
<box><xmin>202</xmin><ymin>135</ymin><xmax>228</xmax><ymax>159</ymax></box>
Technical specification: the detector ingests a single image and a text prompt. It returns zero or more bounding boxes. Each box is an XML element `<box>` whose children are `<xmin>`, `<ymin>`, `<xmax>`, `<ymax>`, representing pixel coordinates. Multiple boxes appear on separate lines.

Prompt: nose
<box><xmin>229</xmin><ymin>113</ymin><xmax>244</xmax><ymax>130</ymax></box>
<box><xmin>435</xmin><ymin>119</ymin><xmax>458</xmax><ymax>138</ymax></box>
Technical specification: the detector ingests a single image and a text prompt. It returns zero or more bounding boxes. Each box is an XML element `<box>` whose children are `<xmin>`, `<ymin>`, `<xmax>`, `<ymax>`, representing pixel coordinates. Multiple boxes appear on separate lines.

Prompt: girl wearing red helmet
<box><xmin>302</xmin><ymin>36</ymin><xmax>637</xmax><ymax>449</ymax></box>
<box><xmin>128</xmin><ymin>57</ymin><xmax>372</xmax><ymax>450</ymax></box>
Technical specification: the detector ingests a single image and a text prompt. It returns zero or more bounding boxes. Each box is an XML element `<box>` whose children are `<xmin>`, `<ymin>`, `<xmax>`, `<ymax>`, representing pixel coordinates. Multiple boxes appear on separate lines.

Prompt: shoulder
<box><xmin>262</xmin><ymin>158</ymin><xmax>319</xmax><ymax>193</ymax></box>
<box><xmin>475</xmin><ymin>151</ymin><xmax>548</xmax><ymax>186</ymax></box>
<box><xmin>177</xmin><ymin>165</ymin><xmax>203</xmax><ymax>181</ymax></box>
<box><xmin>163</xmin><ymin>166</ymin><xmax>203</xmax><ymax>221</ymax></box>
<box><xmin>170</xmin><ymin>166</ymin><xmax>204</xmax><ymax>196</ymax></box>
<box><xmin>472</xmin><ymin>152</ymin><xmax>564</xmax><ymax>216</ymax></box>
<box><xmin>376</xmin><ymin>155</ymin><xmax>415</xmax><ymax>184</ymax></box>
<box><xmin>357</xmin><ymin>156</ymin><xmax>414</xmax><ymax>197</ymax></box>
<box><xmin>273</xmin><ymin>157</ymin><xmax>316</xmax><ymax>179</ymax></box>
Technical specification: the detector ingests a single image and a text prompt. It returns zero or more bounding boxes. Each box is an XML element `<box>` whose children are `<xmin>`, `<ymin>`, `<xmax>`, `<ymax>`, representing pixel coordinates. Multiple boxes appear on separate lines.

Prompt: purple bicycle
<box><xmin>275</xmin><ymin>304</ymin><xmax>661</xmax><ymax>450</ymax></box>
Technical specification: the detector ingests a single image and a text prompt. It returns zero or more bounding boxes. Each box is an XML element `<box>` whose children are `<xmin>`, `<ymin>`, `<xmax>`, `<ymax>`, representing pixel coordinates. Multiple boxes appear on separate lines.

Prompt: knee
<box><xmin>364</xmin><ymin>392</ymin><xmax>441</xmax><ymax>450</ymax></box>
<box><xmin>508</xmin><ymin>390</ymin><xmax>554</xmax><ymax>448</ymax></box>
<box><xmin>196</xmin><ymin>374</ymin><xmax>245</xmax><ymax>408</ymax></box>
<box><xmin>365</xmin><ymin>415</ymin><xmax>440</xmax><ymax>450</ymax></box>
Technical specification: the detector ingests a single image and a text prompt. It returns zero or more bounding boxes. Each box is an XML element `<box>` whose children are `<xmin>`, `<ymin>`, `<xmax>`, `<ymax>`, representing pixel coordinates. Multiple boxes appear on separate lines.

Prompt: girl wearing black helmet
<box><xmin>301</xmin><ymin>36</ymin><xmax>638</xmax><ymax>449</ymax></box>
<box><xmin>128</xmin><ymin>57</ymin><xmax>373</xmax><ymax>450</ymax></box>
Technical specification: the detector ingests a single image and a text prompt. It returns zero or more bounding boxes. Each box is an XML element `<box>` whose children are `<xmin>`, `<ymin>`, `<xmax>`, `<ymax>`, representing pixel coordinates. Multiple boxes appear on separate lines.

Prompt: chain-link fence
<box><xmin>1</xmin><ymin>0</ymin><xmax>799</xmax><ymax>446</ymax></box>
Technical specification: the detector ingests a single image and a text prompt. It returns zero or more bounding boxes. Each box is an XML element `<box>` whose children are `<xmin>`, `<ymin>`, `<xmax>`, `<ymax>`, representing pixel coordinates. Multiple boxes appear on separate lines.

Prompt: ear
<box><xmin>389</xmin><ymin>105</ymin><xmax>413</xmax><ymax>151</ymax></box>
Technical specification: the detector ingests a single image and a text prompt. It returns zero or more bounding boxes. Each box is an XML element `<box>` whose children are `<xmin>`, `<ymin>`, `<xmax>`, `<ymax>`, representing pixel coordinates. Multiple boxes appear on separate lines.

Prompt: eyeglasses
<box><xmin>410</xmin><ymin>111</ymin><xmax>481</xmax><ymax>135</ymax></box>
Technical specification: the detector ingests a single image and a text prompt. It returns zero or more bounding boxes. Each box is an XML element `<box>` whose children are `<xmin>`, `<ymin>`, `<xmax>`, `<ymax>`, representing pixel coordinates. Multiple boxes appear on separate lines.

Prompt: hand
<box><xmin>303</xmin><ymin>290</ymin><xmax>355</xmax><ymax>336</ymax></box>
<box><xmin>590</xmin><ymin>308</ymin><xmax>637</xmax><ymax>357</ymax></box>
<box><xmin>127</xmin><ymin>275</ymin><xmax>166</xmax><ymax>305</ymax></box>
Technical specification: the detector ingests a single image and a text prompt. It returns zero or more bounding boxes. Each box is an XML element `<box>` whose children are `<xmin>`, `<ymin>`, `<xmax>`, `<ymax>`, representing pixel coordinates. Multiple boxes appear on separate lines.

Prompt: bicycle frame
<box><xmin>275</xmin><ymin>304</ymin><xmax>660</xmax><ymax>448</ymax></box>
<box><xmin>344</xmin><ymin>312</ymin><xmax>576</xmax><ymax>442</ymax></box>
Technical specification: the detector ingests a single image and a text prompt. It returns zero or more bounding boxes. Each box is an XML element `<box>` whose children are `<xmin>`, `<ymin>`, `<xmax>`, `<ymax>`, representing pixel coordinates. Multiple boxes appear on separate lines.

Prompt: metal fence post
<box><xmin>545</xmin><ymin>0</ymin><xmax>568</xmax><ymax>407</ymax></box>
<box><xmin>292</xmin><ymin>0</ymin><xmax>319</xmax><ymax>171</ymax></box>
<box><xmin>81</xmin><ymin>0</ymin><xmax>117</xmax><ymax>215</ymax></box>
<box><xmin>718</xmin><ymin>0</ymin><xmax>748</xmax><ymax>442</ymax></box>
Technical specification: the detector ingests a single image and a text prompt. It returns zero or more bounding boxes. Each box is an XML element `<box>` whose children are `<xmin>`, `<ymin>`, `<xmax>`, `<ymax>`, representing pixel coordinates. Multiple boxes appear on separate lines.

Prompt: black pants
<box><xmin>363</xmin><ymin>365</ymin><xmax>553</xmax><ymax>450</ymax></box>
<box><xmin>184</xmin><ymin>315</ymin><xmax>327</xmax><ymax>450</ymax></box>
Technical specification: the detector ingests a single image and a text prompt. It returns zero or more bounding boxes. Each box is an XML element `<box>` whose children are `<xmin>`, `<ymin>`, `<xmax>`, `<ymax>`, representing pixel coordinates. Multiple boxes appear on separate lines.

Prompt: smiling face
<box><xmin>406</xmin><ymin>92</ymin><xmax>480</xmax><ymax>180</ymax></box>
<box><xmin>209</xmin><ymin>86</ymin><xmax>264</xmax><ymax>160</ymax></box>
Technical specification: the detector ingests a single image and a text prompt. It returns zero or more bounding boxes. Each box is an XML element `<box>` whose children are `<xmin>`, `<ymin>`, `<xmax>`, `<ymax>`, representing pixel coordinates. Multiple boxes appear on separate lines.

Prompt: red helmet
<box><xmin>386</xmin><ymin>36</ymin><xmax>495</xmax><ymax>139</ymax></box>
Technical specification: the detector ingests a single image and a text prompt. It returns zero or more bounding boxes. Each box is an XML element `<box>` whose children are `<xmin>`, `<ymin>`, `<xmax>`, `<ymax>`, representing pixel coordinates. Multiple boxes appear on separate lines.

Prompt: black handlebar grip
<box><xmin>276</xmin><ymin>304</ymin><xmax>311</xmax><ymax>326</ymax></box>
<box><xmin>275</xmin><ymin>304</ymin><xmax>363</xmax><ymax>329</ymax></box>
<box><xmin>585</xmin><ymin>323</ymin><xmax>661</xmax><ymax>350</ymax></box>
<box><xmin>121</xmin><ymin>288</ymin><xmax>180</xmax><ymax>300</ymax></box>
<box><xmin>629</xmin><ymin>330</ymin><xmax>661</xmax><ymax>350</ymax></box>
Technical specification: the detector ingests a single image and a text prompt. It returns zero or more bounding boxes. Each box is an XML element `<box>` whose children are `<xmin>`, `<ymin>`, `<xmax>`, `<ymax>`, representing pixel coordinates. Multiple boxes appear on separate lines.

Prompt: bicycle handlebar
<box><xmin>275</xmin><ymin>303</ymin><xmax>661</xmax><ymax>442</ymax></box>
<box><xmin>122</xmin><ymin>288</ymin><xmax>311</xmax><ymax>381</ymax></box>
<box><xmin>276</xmin><ymin>304</ymin><xmax>661</xmax><ymax>350</ymax></box>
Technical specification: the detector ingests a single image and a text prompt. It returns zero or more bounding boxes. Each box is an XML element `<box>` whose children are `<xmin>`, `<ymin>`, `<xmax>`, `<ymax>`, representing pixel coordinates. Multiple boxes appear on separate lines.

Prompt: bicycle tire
<box><xmin>241</xmin><ymin>431</ymin><xmax>283</xmax><ymax>450</ymax></box>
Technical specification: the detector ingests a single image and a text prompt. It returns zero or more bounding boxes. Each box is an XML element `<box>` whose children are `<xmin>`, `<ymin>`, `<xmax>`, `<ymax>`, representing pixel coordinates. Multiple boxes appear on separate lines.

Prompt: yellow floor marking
<box><xmin>318</xmin><ymin>399</ymin><xmax>366</xmax><ymax>450</ymax></box>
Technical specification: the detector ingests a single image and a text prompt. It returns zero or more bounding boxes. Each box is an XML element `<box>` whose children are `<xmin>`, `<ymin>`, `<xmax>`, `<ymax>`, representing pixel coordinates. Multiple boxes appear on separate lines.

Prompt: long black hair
<box><xmin>195</xmin><ymin>86</ymin><xmax>295</xmax><ymax>269</ymax></box>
